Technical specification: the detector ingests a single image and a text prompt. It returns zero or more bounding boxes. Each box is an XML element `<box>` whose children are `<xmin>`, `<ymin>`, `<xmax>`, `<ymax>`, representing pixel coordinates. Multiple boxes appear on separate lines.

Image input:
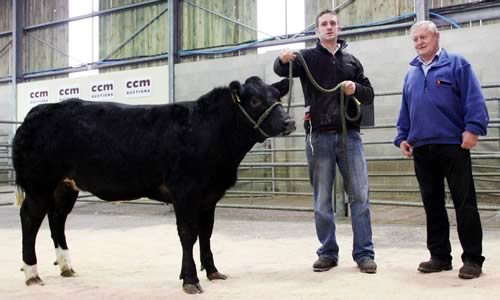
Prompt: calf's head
<box><xmin>230</xmin><ymin>76</ymin><xmax>296</xmax><ymax>141</ymax></box>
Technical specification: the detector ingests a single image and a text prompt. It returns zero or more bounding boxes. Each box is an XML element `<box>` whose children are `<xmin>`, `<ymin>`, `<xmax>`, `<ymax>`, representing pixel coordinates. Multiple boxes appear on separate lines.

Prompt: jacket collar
<box><xmin>316</xmin><ymin>39</ymin><xmax>347</xmax><ymax>56</ymax></box>
<box><xmin>410</xmin><ymin>48</ymin><xmax>450</xmax><ymax>68</ymax></box>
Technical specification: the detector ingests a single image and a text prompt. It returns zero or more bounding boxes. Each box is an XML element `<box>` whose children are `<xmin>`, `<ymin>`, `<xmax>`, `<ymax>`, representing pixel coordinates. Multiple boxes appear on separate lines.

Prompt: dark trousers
<box><xmin>413</xmin><ymin>144</ymin><xmax>485</xmax><ymax>266</ymax></box>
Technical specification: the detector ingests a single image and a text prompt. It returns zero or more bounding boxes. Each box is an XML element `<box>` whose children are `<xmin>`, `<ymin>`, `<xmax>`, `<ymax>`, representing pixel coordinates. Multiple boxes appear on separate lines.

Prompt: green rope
<box><xmin>293</xmin><ymin>52</ymin><xmax>361</xmax><ymax>122</ymax></box>
<box><xmin>289</xmin><ymin>51</ymin><xmax>361</xmax><ymax>199</ymax></box>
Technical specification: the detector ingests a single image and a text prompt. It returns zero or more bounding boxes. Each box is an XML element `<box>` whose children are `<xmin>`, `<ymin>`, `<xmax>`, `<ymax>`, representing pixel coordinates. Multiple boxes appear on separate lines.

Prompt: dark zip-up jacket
<box><xmin>273</xmin><ymin>39</ymin><xmax>374</xmax><ymax>132</ymax></box>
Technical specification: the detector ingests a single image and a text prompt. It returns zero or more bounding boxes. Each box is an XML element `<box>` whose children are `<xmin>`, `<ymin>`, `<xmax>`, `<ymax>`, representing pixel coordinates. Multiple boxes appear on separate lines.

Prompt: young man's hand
<box><xmin>279</xmin><ymin>49</ymin><xmax>296</xmax><ymax>64</ymax></box>
<box><xmin>342</xmin><ymin>81</ymin><xmax>356</xmax><ymax>95</ymax></box>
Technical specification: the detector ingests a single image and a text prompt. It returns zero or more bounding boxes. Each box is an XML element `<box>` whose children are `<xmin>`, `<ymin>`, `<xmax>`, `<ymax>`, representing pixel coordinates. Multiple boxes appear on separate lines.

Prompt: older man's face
<box><xmin>412</xmin><ymin>27</ymin><xmax>440</xmax><ymax>61</ymax></box>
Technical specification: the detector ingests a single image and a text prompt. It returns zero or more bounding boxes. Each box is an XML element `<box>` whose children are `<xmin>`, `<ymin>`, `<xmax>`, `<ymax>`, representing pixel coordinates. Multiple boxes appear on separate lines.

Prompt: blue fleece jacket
<box><xmin>394</xmin><ymin>48</ymin><xmax>489</xmax><ymax>149</ymax></box>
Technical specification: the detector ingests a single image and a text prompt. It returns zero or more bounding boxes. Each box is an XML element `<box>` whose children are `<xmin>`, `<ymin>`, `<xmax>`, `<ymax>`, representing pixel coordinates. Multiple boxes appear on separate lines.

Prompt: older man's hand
<box><xmin>461</xmin><ymin>131</ymin><xmax>479</xmax><ymax>149</ymax></box>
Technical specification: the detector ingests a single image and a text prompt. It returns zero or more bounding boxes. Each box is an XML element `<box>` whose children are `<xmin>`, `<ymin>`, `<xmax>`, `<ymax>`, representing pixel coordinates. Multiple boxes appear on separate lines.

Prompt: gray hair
<box><xmin>410</xmin><ymin>20</ymin><xmax>438</xmax><ymax>38</ymax></box>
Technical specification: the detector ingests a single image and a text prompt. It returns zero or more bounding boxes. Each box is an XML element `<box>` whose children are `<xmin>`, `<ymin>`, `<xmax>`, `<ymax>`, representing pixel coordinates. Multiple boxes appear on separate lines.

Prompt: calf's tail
<box><xmin>15</xmin><ymin>185</ymin><xmax>25</xmax><ymax>207</ymax></box>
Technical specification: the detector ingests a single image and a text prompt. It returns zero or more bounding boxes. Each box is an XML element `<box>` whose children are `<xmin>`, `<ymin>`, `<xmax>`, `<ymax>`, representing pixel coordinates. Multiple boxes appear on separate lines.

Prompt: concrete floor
<box><xmin>1</xmin><ymin>195</ymin><xmax>500</xmax><ymax>299</ymax></box>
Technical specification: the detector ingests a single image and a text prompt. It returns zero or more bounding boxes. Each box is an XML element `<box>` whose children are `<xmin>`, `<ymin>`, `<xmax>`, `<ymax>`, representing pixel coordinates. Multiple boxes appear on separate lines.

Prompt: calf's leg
<box><xmin>199</xmin><ymin>206</ymin><xmax>227</xmax><ymax>280</ymax></box>
<box><xmin>175</xmin><ymin>204</ymin><xmax>203</xmax><ymax>294</ymax></box>
<box><xmin>48</xmin><ymin>181</ymin><xmax>79</xmax><ymax>277</ymax></box>
<box><xmin>20</xmin><ymin>194</ymin><xmax>48</xmax><ymax>285</ymax></box>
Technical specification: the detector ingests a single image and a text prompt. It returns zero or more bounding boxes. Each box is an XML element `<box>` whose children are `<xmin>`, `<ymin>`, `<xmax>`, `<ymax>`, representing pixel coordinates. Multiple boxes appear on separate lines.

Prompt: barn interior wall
<box><xmin>2</xmin><ymin>0</ymin><xmax>495</xmax><ymax>75</ymax></box>
<box><xmin>2</xmin><ymin>0</ymin><xmax>499</xmax><ymax>200</ymax></box>
<box><xmin>174</xmin><ymin>22</ymin><xmax>500</xmax><ymax>198</ymax></box>
<box><xmin>0</xmin><ymin>84</ymin><xmax>13</xmax><ymax>127</ymax></box>
<box><xmin>0</xmin><ymin>83</ymin><xmax>13</xmax><ymax>184</ymax></box>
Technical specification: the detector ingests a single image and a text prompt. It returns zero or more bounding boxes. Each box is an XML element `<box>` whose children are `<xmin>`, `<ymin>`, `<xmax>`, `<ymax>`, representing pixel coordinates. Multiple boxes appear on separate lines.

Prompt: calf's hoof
<box><xmin>207</xmin><ymin>271</ymin><xmax>228</xmax><ymax>281</ymax></box>
<box><xmin>26</xmin><ymin>276</ymin><xmax>45</xmax><ymax>286</ymax></box>
<box><xmin>61</xmin><ymin>268</ymin><xmax>77</xmax><ymax>277</ymax></box>
<box><xmin>183</xmin><ymin>282</ymin><xmax>204</xmax><ymax>294</ymax></box>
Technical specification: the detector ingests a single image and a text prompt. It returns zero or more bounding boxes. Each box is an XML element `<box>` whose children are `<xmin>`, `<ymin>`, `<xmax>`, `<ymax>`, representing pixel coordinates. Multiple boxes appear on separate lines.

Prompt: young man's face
<box><xmin>316</xmin><ymin>13</ymin><xmax>340</xmax><ymax>42</ymax></box>
<box><xmin>412</xmin><ymin>27</ymin><xmax>440</xmax><ymax>61</ymax></box>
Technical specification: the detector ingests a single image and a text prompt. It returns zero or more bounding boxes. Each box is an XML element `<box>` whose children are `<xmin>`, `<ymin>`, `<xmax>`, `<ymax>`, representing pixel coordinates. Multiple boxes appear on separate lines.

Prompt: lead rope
<box><xmin>288</xmin><ymin>51</ymin><xmax>361</xmax><ymax>198</ymax></box>
<box><xmin>287</xmin><ymin>61</ymin><xmax>314</xmax><ymax>155</ymax></box>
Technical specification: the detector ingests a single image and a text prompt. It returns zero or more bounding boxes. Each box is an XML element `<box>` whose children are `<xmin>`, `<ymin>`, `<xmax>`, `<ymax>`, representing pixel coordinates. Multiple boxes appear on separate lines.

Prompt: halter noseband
<box><xmin>232</xmin><ymin>91</ymin><xmax>283</xmax><ymax>138</ymax></box>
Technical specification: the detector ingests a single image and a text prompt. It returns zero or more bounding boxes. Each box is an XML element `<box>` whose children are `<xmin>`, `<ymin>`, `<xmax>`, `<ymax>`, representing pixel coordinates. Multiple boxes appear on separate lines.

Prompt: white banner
<box><xmin>17</xmin><ymin>65</ymin><xmax>169</xmax><ymax>121</ymax></box>
<box><xmin>90</xmin><ymin>80</ymin><xmax>115</xmax><ymax>101</ymax></box>
<box><xmin>125</xmin><ymin>77</ymin><xmax>152</xmax><ymax>98</ymax></box>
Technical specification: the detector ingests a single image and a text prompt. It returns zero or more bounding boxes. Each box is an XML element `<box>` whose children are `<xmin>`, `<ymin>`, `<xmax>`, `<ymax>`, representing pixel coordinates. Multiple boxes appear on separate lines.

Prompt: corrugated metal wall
<box><xmin>181</xmin><ymin>0</ymin><xmax>257</xmax><ymax>61</ymax></box>
<box><xmin>306</xmin><ymin>0</ymin><xmax>480</xmax><ymax>26</ymax></box>
<box><xmin>305</xmin><ymin>0</ymin><xmax>488</xmax><ymax>43</ymax></box>
<box><xmin>0</xmin><ymin>0</ymin><xmax>497</xmax><ymax>77</ymax></box>
<box><xmin>0</xmin><ymin>0</ymin><xmax>12</xmax><ymax>78</ymax></box>
<box><xmin>23</xmin><ymin>0</ymin><xmax>68</xmax><ymax>74</ymax></box>
<box><xmin>99</xmin><ymin>0</ymin><xmax>168</xmax><ymax>61</ymax></box>
<box><xmin>0</xmin><ymin>0</ymin><xmax>11</xmax><ymax>33</ymax></box>
<box><xmin>99</xmin><ymin>0</ymin><xmax>258</xmax><ymax>69</ymax></box>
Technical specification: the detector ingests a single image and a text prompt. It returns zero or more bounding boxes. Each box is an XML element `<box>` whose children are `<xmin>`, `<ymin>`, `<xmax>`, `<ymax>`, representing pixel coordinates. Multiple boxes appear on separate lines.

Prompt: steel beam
<box><xmin>180</xmin><ymin>22</ymin><xmax>414</xmax><ymax>57</ymax></box>
<box><xmin>415</xmin><ymin>0</ymin><xmax>429</xmax><ymax>21</ymax></box>
<box><xmin>0</xmin><ymin>77</ymin><xmax>12</xmax><ymax>83</ymax></box>
<box><xmin>168</xmin><ymin>0</ymin><xmax>180</xmax><ymax>104</ymax></box>
<box><xmin>12</xmin><ymin>0</ymin><xmax>23</xmax><ymax>126</ymax></box>
<box><xmin>23</xmin><ymin>54</ymin><xmax>168</xmax><ymax>79</ymax></box>
<box><xmin>0</xmin><ymin>31</ymin><xmax>11</xmax><ymax>38</ymax></box>
<box><xmin>432</xmin><ymin>1</ymin><xmax>500</xmax><ymax>26</ymax></box>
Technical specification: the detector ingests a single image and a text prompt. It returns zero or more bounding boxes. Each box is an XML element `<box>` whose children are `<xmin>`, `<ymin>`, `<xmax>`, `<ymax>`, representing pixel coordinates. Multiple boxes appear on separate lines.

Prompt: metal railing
<box><xmin>1</xmin><ymin>85</ymin><xmax>499</xmax><ymax>211</ymax></box>
<box><xmin>229</xmin><ymin>84</ymin><xmax>500</xmax><ymax>211</ymax></box>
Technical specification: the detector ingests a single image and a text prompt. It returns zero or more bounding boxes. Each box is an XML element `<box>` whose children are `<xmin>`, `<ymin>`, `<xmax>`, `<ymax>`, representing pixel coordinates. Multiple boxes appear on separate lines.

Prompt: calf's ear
<box><xmin>271</xmin><ymin>78</ymin><xmax>290</xmax><ymax>98</ymax></box>
<box><xmin>229</xmin><ymin>80</ymin><xmax>244</xmax><ymax>97</ymax></box>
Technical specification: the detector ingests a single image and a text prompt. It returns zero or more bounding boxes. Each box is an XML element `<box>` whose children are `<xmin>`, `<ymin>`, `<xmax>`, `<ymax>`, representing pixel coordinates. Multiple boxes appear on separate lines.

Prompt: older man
<box><xmin>394</xmin><ymin>20</ymin><xmax>489</xmax><ymax>279</ymax></box>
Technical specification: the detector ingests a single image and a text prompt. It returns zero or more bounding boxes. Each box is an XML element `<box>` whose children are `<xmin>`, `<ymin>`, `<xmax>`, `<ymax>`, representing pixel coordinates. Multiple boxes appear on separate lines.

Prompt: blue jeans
<box><xmin>306</xmin><ymin>130</ymin><xmax>374</xmax><ymax>263</ymax></box>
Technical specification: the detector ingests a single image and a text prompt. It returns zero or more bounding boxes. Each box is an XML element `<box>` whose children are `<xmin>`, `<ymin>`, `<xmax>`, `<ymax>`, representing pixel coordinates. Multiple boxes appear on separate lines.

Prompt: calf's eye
<box><xmin>250</xmin><ymin>97</ymin><xmax>260</xmax><ymax>107</ymax></box>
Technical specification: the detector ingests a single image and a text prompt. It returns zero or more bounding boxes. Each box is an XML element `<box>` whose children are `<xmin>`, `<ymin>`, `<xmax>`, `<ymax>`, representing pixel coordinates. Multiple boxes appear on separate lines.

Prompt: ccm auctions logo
<box><xmin>90</xmin><ymin>81</ymin><xmax>114</xmax><ymax>100</ymax></box>
<box><xmin>125</xmin><ymin>78</ymin><xmax>152</xmax><ymax>98</ymax></box>
<box><xmin>58</xmin><ymin>86</ymin><xmax>80</xmax><ymax>101</ymax></box>
<box><xmin>28</xmin><ymin>89</ymin><xmax>49</xmax><ymax>105</ymax></box>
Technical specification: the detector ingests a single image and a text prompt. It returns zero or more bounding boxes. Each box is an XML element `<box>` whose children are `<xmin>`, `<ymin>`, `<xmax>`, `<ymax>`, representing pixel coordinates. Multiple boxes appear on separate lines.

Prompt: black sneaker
<box><xmin>312</xmin><ymin>256</ymin><xmax>337</xmax><ymax>272</ymax></box>
<box><xmin>358</xmin><ymin>257</ymin><xmax>377</xmax><ymax>274</ymax></box>
<box><xmin>458</xmin><ymin>262</ymin><xmax>482</xmax><ymax>279</ymax></box>
<box><xmin>418</xmin><ymin>258</ymin><xmax>452</xmax><ymax>273</ymax></box>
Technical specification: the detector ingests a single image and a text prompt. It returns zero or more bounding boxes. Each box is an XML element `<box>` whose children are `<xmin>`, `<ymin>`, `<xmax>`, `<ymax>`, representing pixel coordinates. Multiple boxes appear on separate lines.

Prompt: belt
<box><xmin>316</xmin><ymin>127</ymin><xmax>339</xmax><ymax>133</ymax></box>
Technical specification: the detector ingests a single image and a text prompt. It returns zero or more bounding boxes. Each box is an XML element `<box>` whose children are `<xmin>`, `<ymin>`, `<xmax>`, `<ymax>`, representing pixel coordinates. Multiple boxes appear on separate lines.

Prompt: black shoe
<box><xmin>312</xmin><ymin>256</ymin><xmax>337</xmax><ymax>272</ymax></box>
<box><xmin>458</xmin><ymin>262</ymin><xmax>482</xmax><ymax>279</ymax></box>
<box><xmin>358</xmin><ymin>257</ymin><xmax>377</xmax><ymax>274</ymax></box>
<box><xmin>418</xmin><ymin>258</ymin><xmax>452</xmax><ymax>273</ymax></box>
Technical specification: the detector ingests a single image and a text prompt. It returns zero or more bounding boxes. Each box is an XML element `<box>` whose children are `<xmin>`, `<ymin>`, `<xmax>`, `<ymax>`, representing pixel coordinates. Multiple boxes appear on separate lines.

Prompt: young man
<box><xmin>394</xmin><ymin>20</ymin><xmax>489</xmax><ymax>279</ymax></box>
<box><xmin>274</xmin><ymin>9</ymin><xmax>376</xmax><ymax>273</ymax></box>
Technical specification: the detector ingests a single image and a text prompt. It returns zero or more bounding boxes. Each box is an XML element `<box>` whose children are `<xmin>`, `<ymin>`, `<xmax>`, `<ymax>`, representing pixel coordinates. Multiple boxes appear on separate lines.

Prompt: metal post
<box><xmin>9</xmin><ymin>0</ymin><xmax>23</xmax><ymax>188</ymax></box>
<box><xmin>12</xmin><ymin>0</ymin><xmax>23</xmax><ymax>123</ymax></box>
<box><xmin>270</xmin><ymin>139</ymin><xmax>276</xmax><ymax>196</ymax></box>
<box><xmin>285</xmin><ymin>0</ymin><xmax>288</xmax><ymax>38</ymax></box>
<box><xmin>168</xmin><ymin>0</ymin><xmax>180</xmax><ymax>104</ymax></box>
<box><xmin>497</xmin><ymin>97</ymin><xmax>500</xmax><ymax>150</ymax></box>
<box><xmin>415</xmin><ymin>0</ymin><xmax>430</xmax><ymax>22</ymax></box>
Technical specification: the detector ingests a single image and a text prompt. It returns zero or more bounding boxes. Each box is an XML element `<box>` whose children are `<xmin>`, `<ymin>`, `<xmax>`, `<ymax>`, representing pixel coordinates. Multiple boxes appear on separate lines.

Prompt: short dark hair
<box><xmin>315</xmin><ymin>9</ymin><xmax>337</xmax><ymax>28</ymax></box>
